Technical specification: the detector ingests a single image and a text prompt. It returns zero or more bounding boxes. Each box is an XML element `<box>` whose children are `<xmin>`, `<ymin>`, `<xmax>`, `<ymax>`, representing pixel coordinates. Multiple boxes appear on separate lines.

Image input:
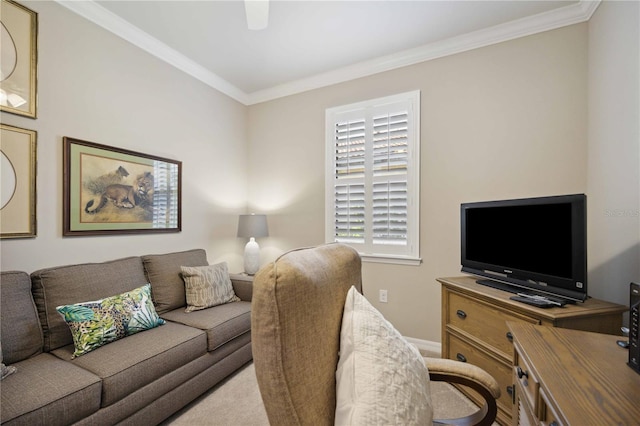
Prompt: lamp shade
<box><xmin>237</xmin><ymin>214</ymin><xmax>268</xmax><ymax>239</ymax></box>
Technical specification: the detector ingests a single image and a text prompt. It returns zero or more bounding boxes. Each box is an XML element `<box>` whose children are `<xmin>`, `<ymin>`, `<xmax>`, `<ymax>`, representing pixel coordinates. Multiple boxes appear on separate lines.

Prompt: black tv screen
<box><xmin>461</xmin><ymin>194</ymin><xmax>587</xmax><ymax>302</ymax></box>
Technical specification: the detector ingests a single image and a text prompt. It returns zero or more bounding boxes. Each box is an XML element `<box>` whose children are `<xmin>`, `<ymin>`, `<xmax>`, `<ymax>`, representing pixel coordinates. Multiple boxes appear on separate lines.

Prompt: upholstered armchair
<box><xmin>251</xmin><ymin>243</ymin><xmax>500</xmax><ymax>426</ymax></box>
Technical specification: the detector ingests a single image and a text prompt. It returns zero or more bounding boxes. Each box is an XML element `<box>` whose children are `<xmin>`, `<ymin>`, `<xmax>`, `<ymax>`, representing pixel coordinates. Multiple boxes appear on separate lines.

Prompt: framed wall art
<box><xmin>0</xmin><ymin>0</ymin><xmax>38</xmax><ymax>118</ymax></box>
<box><xmin>63</xmin><ymin>137</ymin><xmax>182</xmax><ymax>236</ymax></box>
<box><xmin>1</xmin><ymin>124</ymin><xmax>36</xmax><ymax>238</ymax></box>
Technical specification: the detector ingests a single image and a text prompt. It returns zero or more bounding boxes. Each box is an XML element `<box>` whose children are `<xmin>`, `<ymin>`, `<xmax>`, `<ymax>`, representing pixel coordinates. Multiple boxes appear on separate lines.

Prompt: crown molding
<box><xmin>55</xmin><ymin>0</ymin><xmax>599</xmax><ymax>106</ymax></box>
<box><xmin>54</xmin><ymin>0</ymin><xmax>251</xmax><ymax>105</ymax></box>
<box><xmin>246</xmin><ymin>0</ymin><xmax>600</xmax><ymax>105</ymax></box>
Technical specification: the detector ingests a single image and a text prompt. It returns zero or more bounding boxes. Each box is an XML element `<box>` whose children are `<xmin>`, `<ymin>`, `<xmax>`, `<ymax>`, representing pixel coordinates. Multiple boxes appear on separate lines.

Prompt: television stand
<box><xmin>438</xmin><ymin>276</ymin><xmax>627</xmax><ymax>425</ymax></box>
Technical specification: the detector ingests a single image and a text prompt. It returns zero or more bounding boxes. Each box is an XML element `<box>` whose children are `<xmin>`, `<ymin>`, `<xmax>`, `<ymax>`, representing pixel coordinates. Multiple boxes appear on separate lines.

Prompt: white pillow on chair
<box><xmin>335</xmin><ymin>286</ymin><xmax>433</xmax><ymax>425</ymax></box>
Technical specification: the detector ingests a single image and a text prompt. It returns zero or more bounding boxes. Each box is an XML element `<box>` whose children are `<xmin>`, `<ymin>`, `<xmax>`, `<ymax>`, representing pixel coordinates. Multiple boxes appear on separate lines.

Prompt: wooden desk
<box><xmin>508</xmin><ymin>322</ymin><xmax>640</xmax><ymax>425</ymax></box>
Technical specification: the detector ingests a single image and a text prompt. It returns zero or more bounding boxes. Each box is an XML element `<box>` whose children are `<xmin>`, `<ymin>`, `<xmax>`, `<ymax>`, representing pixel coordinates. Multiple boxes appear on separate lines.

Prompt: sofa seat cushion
<box><xmin>0</xmin><ymin>352</ymin><xmax>102</xmax><ymax>425</ymax></box>
<box><xmin>142</xmin><ymin>249</ymin><xmax>209</xmax><ymax>314</ymax></box>
<box><xmin>31</xmin><ymin>257</ymin><xmax>148</xmax><ymax>352</ymax></box>
<box><xmin>161</xmin><ymin>301</ymin><xmax>251</xmax><ymax>351</ymax></box>
<box><xmin>0</xmin><ymin>271</ymin><xmax>43</xmax><ymax>364</ymax></box>
<box><xmin>51</xmin><ymin>321</ymin><xmax>206</xmax><ymax>408</ymax></box>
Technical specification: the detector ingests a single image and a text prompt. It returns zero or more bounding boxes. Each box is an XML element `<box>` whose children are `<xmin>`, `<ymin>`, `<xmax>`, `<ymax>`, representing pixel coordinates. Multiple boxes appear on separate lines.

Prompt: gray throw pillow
<box><xmin>181</xmin><ymin>262</ymin><xmax>240</xmax><ymax>313</ymax></box>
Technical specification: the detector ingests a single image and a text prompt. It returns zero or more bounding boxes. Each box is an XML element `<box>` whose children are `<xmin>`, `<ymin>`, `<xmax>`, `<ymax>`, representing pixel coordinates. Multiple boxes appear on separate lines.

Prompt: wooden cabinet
<box><xmin>509</xmin><ymin>322</ymin><xmax>640</xmax><ymax>425</ymax></box>
<box><xmin>439</xmin><ymin>276</ymin><xmax>627</xmax><ymax>425</ymax></box>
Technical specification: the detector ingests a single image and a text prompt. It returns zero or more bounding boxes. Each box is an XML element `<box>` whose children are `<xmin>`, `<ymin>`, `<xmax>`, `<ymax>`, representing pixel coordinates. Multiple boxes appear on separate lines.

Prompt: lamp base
<box><xmin>244</xmin><ymin>237</ymin><xmax>260</xmax><ymax>275</ymax></box>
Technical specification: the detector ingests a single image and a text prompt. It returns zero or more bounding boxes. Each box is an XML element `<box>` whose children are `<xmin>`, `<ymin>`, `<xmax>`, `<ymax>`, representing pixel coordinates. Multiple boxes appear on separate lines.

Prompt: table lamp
<box><xmin>237</xmin><ymin>214</ymin><xmax>268</xmax><ymax>275</ymax></box>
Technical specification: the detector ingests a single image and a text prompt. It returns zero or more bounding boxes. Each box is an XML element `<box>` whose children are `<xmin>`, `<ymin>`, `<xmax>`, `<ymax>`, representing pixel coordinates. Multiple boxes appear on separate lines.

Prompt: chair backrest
<box><xmin>251</xmin><ymin>243</ymin><xmax>362</xmax><ymax>426</ymax></box>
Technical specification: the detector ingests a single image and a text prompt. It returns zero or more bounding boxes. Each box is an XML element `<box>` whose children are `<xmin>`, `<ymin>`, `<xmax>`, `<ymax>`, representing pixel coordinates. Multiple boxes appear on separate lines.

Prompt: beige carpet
<box><xmin>161</xmin><ymin>361</ymin><xmax>484</xmax><ymax>425</ymax></box>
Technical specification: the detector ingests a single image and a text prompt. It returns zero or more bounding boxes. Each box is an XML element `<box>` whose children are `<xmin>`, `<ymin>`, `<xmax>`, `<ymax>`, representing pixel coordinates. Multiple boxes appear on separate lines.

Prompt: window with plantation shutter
<box><xmin>325</xmin><ymin>91</ymin><xmax>420</xmax><ymax>264</ymax></box>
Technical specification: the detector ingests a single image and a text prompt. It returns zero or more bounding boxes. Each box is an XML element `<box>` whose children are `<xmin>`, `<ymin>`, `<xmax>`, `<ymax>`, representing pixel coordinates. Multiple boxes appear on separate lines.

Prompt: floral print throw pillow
<box><xmin>57</xmin><ymin>284</ymin><xmax>165</xmax><ymax>358</ymax></box>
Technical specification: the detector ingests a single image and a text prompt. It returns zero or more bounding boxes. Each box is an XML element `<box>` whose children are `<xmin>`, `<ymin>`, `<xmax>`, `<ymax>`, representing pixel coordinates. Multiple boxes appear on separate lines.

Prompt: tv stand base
<box><xmin>475</xmin><ymin>278</ymin><xmax>573</xmax><ymax>305</ymax></box>
<box><xmin>476</xmin><ymin>278</ymin><xmax>518</xmax><ymax>293</ymax></box>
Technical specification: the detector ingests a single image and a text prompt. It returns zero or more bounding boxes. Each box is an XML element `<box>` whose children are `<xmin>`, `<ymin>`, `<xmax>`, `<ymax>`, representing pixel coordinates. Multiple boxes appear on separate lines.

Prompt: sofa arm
<box><xmin>230</xmin><ymin>273</ymin><xmax>253</xmax><ymax>302</ymax></box>
<box><xmin>425</xmin><ymin>357</ymin><xmax>501</xmax><ymax>426</ymax></box>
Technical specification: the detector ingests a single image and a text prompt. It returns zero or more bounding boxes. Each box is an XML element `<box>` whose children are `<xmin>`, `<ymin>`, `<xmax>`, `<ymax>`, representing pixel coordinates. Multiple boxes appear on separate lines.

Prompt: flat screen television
<box><xmin>461</xmin><ymin>194</ymin><xmax>587</xmax><ymax>302</ymax></box>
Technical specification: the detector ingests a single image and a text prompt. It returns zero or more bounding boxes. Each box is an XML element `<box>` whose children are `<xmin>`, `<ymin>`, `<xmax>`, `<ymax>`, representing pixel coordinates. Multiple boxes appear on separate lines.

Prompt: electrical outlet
<box><xmin>379</xmin><ymin>289</ymin><xmax>388</xmax><ymax>303</ymax></box>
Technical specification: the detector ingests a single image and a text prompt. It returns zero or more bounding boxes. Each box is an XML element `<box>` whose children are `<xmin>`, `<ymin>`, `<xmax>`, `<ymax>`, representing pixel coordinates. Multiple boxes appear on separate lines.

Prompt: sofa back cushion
<box><xmin>142</xmin><ymin>249</ymin><xmax>208</xmax><ymax>314</ymax></box>
<box><xmin>0</xmin><ymin>271</ymin><xmax>43</xmax><ymax>363</ymax></box>
<box><xmin>31</xmin><ymin>257</ymin><xmax>147</xmax><ymax>352</ymax></box>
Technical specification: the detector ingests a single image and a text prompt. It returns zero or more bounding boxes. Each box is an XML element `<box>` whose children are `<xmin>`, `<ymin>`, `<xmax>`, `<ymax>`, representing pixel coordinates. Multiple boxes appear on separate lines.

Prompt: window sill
<box><xmin>360</xmin><ymin>254</ymin><xmax>422</xmax><ymax>266</ymax></box>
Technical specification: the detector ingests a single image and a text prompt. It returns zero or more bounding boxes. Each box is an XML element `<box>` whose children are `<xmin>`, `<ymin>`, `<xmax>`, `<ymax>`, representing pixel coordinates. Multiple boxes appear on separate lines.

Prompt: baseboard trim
<box><xmin>404</xmin><ymin>337</ymin><xmax>442</xmax><ymax>357</ymax></box>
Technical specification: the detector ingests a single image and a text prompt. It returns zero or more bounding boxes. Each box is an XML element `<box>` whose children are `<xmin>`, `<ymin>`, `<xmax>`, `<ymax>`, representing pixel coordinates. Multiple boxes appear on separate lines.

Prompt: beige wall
<box><xmin>2</xmin><ymin>2</ymin><xmax>636</xmax><ymax>344</ymax></box>
<box><xmin>248</xmin><ymin>24</ymin><xmax>589</xmax><ymax>342</ymax></box>
<box><xmin>0</xmin><ymin>2</ymin><xmax>249</xmax><ymax>273</ymax></box>
<box><xmin>587</xmin><ymin>0</ymin><xmax>640</xmax><ymax>306</ymax></box>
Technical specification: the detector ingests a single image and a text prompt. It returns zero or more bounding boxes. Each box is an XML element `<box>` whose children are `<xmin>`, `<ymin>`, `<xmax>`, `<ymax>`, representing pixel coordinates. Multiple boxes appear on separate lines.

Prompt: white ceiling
<box><xmin>56</xmin><ymin>0</ymin><xmax>598</xmax><ymax>105</ymax></box>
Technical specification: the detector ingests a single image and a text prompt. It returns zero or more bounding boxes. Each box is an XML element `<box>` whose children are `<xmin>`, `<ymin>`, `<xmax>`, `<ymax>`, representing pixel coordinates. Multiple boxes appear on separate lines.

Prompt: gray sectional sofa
<box><xmin>0</xmin><ymin>249</ymin><xmax>253</xmax><ymax>426</ymax></box>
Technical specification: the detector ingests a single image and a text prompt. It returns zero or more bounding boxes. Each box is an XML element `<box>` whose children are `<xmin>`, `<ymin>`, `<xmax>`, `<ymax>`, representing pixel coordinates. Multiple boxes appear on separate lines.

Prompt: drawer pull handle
<box><xmin>456</xmin><ymin>310</ymin><xmax>467</xmax><ymax>319</ymax></box>
<box><xmin>456</xmin><ymin>353</ymin><xmax>467</xmax><ymax>363</ymax></box>
<box><xmin>549</xmin><ymin>422</ymin><xmax>559</xmax><ymax>426</ymax></box>
<box><xmin>517</xmin><ymin>366</ymin><xmax>528</xmax><ymax>379</ymax></box>
<box><xmin>506</xmin><ymin>385</ymin><xmax>515</xmax><ymax>403</ymax></box>
<box><xmin>506</xmin><ymin>331</ymin><xmax>513</xmax><ymax>342</ymax></box>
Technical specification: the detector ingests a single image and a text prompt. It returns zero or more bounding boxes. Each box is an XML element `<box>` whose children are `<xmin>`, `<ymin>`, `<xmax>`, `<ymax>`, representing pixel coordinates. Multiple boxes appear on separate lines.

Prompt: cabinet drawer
<box><xmin>540</xmin><ymin>388</ymin><xmax>563</xmax><ymax>426</ymax></box>
<box><xmin>513</xmin><ymin>348</ymin><xmax>539</xmax><ymax>416</ymax></box>
<box><xmin>516</xmin><ymin>390</ymin><xmax>537</xmax><ymax>426</ymax></box>
<box><xmin>447</xmin><ymin>332</ymin><xmax>514</xmax><ymax>415</ymax></box>
<box><xmin>447</xmin><ymin>292</ymin><xmax>539</xmax><ymax>357</ymax></box>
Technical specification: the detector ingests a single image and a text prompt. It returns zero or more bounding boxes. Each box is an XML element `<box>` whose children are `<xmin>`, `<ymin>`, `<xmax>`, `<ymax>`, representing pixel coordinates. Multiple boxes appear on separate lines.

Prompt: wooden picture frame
<box><xmin>0</xmin><ymin>0</ymin><xmax>38</xmax><ymax>118</ymax></box>
<box><xmin>1</xmin><ymin>124</ymin><xmax>36</xmax><ymax>238</ymax></box>
<box><xmin>63</xmin><ymin>137</ymin><xmax>182</xmax><ymax>236</ymax></box>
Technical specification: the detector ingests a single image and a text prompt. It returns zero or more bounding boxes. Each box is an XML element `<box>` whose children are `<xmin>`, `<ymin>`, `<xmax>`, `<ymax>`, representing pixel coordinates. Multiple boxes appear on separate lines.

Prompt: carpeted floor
<box><xmin>161</xmin><ymin>361</ymin><xmax>484</xmax><ymax>425</ymax></box>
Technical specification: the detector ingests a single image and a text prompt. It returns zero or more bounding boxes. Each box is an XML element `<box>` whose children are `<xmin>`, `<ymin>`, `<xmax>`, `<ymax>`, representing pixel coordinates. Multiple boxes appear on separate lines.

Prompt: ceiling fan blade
<box><xmin>245</xmin><ymin>0</ymin><xmax>269</xmax><ymax>31</ymax></box>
